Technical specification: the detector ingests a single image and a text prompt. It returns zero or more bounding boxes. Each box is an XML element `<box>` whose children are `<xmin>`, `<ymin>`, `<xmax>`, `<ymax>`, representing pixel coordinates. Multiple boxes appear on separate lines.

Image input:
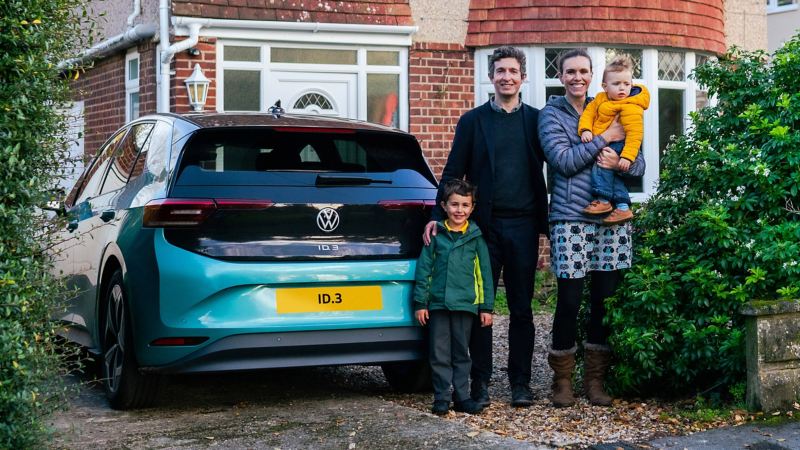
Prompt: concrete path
<box><xmin>591</xmin><ymin>420</ymin><xmax>800</xmax><ymax>450</ymax></box>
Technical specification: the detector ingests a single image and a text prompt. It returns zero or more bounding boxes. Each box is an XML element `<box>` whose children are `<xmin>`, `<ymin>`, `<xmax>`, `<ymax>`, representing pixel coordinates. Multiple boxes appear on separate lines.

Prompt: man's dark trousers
<box><xmin>470</xmin><ymin>215</ymin><xmax>538</xmax><ymax>386</ymax></box>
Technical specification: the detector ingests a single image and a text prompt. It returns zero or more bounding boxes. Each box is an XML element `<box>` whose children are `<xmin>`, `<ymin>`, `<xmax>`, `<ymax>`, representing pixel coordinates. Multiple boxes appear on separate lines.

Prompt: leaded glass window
<box><xmin>605</xmin><ymin>48</ymin><xmax>643</xmax><ymax>78</ymax></box>
<box><xmin>658</xmin><ymin>51</ymin><xmax>685</xmax><ymax>81</ymax></box>
<box><xmin>293</xmin><ymin>92</ymin><xmax>333</xmax><ymax>110</ymax></box>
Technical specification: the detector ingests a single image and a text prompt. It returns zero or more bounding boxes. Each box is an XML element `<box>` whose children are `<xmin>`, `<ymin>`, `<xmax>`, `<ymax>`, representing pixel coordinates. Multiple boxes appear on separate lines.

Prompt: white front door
<box><xmin>268</xmin><ymin>71</ymin><xmax>357</xmax><ymax>118</ymax></box>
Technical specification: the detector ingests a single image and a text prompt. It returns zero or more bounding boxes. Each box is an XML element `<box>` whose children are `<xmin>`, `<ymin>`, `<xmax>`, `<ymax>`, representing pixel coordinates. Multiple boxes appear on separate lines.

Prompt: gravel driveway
<box><xmin>51</xmin><ymin>313</ymin><xmax>711</xmax><ymax>449</ymax></box>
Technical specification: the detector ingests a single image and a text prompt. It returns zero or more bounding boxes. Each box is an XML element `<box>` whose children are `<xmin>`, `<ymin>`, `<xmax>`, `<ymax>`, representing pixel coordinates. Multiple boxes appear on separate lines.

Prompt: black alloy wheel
<box><xmin>101</xmin><ymin>270</ymin><xmax>159</xmax><ymax>409</ymax></box>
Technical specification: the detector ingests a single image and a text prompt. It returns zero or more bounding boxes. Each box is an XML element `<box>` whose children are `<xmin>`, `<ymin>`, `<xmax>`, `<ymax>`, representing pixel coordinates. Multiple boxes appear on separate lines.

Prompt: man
<box><xmin>423</xmin><ymin>46</ymin><xmax>548</xmax><ymax>407</ymax></box>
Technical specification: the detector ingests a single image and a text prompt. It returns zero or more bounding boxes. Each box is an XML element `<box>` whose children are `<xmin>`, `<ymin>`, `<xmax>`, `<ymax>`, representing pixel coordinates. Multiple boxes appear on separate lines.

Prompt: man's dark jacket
<box><xmin>432</xmin><ymin>101</ymin><xmax>549</xmax><ymax>234</ymax></box>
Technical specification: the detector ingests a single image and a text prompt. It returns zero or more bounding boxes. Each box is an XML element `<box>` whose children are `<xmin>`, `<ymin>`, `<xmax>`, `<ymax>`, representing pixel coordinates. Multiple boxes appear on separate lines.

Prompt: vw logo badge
<box><xmin>316</xmin><ymin>208</ymin><xmax>340</xmax><ymax>232</ymax></box>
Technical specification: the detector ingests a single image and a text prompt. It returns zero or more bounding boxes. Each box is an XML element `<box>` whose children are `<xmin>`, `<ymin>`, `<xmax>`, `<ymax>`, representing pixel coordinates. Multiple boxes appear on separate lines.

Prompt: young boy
<box><xmin>579</xmin><ymin>54</ymin><xmax>650</xmax><ymax>224</ymax></box>
<box><xmin>413</xmin><ymin>179</ymin><xmax>494</xmax><ymax>415</ymax></box>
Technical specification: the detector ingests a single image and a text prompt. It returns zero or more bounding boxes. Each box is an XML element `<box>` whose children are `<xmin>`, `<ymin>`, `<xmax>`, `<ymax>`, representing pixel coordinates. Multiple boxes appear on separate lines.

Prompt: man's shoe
<box><xmin>510</xmin><ymin>384</ymin><xmax>534</xmax><ymax>407</ymax></box>
<box><xmin>603</xmin><ymin>208</ymin><xmax>633</xmax><ymax>225</ymax></box>
<box><xmin>583</xmin><ymin>200</ymin><xmax>613</xmax><ymax>215</ymax></box>
<box><xmin>470</xmin><ymin>379</ymin><xmax>490</xmax><ymax>408</ymax></box>
<box><xmin>453</xmin><ymin>399</ymin><xmax>484</xmax><ymax>414</ymax></box>
<box><xmin>431</xmin><ymin>400</ymin><xmax>450</xmax><ymax>415</ymax></box>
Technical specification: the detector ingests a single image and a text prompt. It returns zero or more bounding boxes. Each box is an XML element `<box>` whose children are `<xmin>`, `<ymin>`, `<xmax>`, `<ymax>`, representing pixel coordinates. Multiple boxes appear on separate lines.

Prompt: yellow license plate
<box><xmin>275</xmin><ymin>286</ymin><xmax>382</xmax><ymax>314</ymax></box>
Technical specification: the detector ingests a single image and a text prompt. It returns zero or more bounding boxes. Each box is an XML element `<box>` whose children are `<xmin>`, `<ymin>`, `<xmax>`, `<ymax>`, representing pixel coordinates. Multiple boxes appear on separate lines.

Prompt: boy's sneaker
<box><xmin>583</xmin><ymin>200</ymin><xmax>613</xmax><ymax>215</ymax></box>
<box><xmin>453</xmin><ymin>399</ymin><xmax>484</xmax><ymax>414</ymax></box>
<box><xmin>431</xmin><ymin>400</ymin><xmax>449</xmax><ymax>415</ymax></box>
<box><xmin>603</xmin><ymin>208</ymin><xmax>634</xmax><ymax>225</ymax></box>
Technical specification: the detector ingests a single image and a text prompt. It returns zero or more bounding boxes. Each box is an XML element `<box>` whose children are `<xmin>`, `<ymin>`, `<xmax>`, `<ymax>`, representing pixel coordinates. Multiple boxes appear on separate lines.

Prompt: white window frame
<box><xmin>475</xmin><ymin>46</ymin><xmax>708</xmax><ymax>202</ymax></box>
<box><xmin>125</xmin><ymin>50</ymin><xmax>140</xmax><ymax>122</ymax></box>
<box><xmin>216</xmin><ymin>40</ymin><xmax>409</xmax><ymax>131</ymax></box>
<box><xmin>767</xmin><ymin>0</ymin><xmax>798</xmax><ymax>14</ymax></box>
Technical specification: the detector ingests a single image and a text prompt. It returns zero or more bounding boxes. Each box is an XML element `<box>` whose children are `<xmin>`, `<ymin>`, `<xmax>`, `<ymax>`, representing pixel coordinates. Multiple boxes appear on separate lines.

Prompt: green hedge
<box><xmin>608</xmin><ymin>35</ymin><xmax>800</xmax><ymax>396</ymax></box>
<box><xmin>1</xmin><ymin>1</ymin><xmax>90</xmax><ymax>447</ymax></box>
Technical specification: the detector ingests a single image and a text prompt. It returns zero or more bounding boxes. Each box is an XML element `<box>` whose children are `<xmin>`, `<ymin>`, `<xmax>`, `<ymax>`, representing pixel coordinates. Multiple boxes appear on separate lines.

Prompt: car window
<box><xmin>140</xmin><ymin>121</ymin><xmax>171</xmax><ymax>178</ymax></box>
<box><xmin>70</xmin><ymin>129</ymin><xmax>128</xmax><ymax>206</ymax></box>
<box><xmin>99</xmin><ymin>123</ymin><xmax>154</xmax><ymax>195</ymax></box>
<box><xmin>176</xmin><ymin>128</ymin><xmax>432</xmax><ymax>183</ymax></box>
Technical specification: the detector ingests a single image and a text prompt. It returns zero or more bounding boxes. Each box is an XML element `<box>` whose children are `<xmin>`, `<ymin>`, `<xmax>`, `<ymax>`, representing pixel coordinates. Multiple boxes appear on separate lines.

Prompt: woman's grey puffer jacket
<box><xmin>538</xmin><ymin>95</ymin><xmax>645</xmax><ymax>224</ymax></box>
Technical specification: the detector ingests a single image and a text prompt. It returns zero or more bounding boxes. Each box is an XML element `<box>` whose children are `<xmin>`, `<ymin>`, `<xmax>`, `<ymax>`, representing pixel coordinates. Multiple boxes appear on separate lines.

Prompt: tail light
<box><xmin>150</xmin><ymin>337</ymin><xmax>208</xmax><ymax>346</ymax></box>
<box><xmin>215</xmin><ymin>199</ymin><xmax>274</xmax><ymax>210</ymax></box>
<box><xmin>378</xmin><ymin>200</ymin><xmax>436</xmax><ymax>210</ymax></box>
<box><xmin>143</xmin><ymin>198</ymin><xmax>273</xmax><ymax>227</ymax></box>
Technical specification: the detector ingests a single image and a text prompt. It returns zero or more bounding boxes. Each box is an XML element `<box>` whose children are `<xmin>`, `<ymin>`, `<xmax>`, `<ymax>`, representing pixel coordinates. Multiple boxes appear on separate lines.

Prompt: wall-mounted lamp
<box><xmin>184</xmin><ymin>63</ymin><xmax>210</xmax><ymax>112</ymax></box>
<box><xmin>187</xmin><ymin>47</ymin><xmax>201</xmax><ymax>57</ymax></box>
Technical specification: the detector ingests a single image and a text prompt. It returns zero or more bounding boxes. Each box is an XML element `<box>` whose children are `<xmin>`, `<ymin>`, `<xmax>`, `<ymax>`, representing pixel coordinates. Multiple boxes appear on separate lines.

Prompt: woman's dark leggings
<box><xmin>551</xmin><ymin>270</ymin><xmax>622</xmax><ymax>351</ymax></box>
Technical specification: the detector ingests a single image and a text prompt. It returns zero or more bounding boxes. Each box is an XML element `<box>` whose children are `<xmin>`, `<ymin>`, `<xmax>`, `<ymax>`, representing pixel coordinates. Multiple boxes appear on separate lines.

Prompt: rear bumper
<box><xmin>141</xmin><ymin>326</ymin><xmax>425</xmax><ymax>374</ymax></box>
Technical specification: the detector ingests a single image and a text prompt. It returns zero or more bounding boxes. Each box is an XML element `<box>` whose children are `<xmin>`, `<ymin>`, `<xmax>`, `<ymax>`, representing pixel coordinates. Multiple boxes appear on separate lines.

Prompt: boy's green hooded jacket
<box><xmin>413</xmin><ymin>221</ymin><xmax>494</xmax><ymax>314</ymax></box>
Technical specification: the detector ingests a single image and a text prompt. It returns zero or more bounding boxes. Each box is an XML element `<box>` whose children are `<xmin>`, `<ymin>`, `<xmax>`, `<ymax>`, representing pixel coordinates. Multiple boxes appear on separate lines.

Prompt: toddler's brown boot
<box><xmin>602</xmin><ymin>208</ymin><xmax>633</xmax><ymax>225</ymax></box>
<box><xmin>583</xmin><ymin>200</ymin><xmax>613</xmax><ymax>215</ymax></box>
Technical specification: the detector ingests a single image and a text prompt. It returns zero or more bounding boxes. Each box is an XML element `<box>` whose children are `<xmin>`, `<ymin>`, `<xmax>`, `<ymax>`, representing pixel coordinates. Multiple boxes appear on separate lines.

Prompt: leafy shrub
<box><xmin>0</xmin><ymin>1</ymin><xmax>90</xmax><ymax>447</ymax></box>
<box><xmin>607</xmin><ymin>35</ymin><xmax>800</xmax><ymax>395</ymax></box>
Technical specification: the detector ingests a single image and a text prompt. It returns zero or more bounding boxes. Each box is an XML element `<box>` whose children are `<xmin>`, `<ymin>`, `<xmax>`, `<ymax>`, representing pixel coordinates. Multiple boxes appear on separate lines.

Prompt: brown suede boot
<box><xmin>583</xmin><ymin>343</ymin><xmax>613</xmax><ymax>406</ymax></box>
<box><xmin>548</xmin><ymin>346</ymin><xmax>576</xmax><ymax>408</ymax></box>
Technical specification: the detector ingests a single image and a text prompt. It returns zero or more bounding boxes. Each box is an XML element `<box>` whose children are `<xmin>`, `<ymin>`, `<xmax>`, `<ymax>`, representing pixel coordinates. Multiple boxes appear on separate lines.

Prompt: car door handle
<box><xmin>100</xmin><ymin>210</ymin><xmax>115</xmax><ymax>222</ymax></box>
<box><xmin>67</xmin><ymin>220</ymin><xmax>78</xmax><ymax>232</ymax></box>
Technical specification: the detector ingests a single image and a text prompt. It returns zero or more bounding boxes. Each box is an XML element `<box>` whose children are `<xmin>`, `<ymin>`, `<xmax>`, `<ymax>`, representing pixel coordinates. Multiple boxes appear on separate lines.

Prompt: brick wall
<box><xmin>139</xmin><ymin>41</ymin><xmax>158</xmax><ymax>116</ymax></box>
<box><xmin>409</xmin><ymin>42</ymin><xmax>474</xmax><ymax>178</ymax></box>
<box><xmin>172</xmin><ymin>0</ymin><xmax>413</xmax><ymax>25</ymax></box>
<box><xmin>172</xmin><ymin>37</ymin><xmax>218</xmax><ymax>114</ymax></box>
<box><xmin>70</xmin><ymin>53</ymin><xmax>126</xmax><ymax>155</ymax></box>
<box><xmin>466</xmin><ymin>0</ymin><xmax>727</xmax><ymax>54</ymax></box>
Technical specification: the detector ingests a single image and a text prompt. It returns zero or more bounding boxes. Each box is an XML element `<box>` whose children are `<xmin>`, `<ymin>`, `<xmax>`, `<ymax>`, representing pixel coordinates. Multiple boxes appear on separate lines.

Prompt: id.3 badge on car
<box><xmin>276</xmin><ymin>286</ymin><xmax>382</xmax><ymax>314</ymax></box>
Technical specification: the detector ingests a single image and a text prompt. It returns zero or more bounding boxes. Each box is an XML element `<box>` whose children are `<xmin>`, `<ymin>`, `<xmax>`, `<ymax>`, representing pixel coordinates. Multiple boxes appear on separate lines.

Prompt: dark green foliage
<box><xmin>607</xmin><ymin>36</ymin><xmax>800</xmax><ymax>396</ymax></box>
<box><xmin>0</xmin><ymin>1</ymin><xmax>90</xmax><ymax>447</ymax></box>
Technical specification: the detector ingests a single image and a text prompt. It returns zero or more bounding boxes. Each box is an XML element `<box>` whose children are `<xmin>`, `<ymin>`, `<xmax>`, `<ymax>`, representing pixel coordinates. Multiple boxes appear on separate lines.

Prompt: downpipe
<box><xmin>158</xmin><ymin>0</ymin><xmax>208</xmax><ymax>113</ymax></box>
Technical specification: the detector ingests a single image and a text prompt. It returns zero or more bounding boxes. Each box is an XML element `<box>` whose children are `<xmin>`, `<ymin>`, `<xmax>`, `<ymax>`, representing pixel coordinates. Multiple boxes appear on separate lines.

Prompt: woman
<box><xmin>538</xmin><ymin>49</ymin><xmax>645</xmax><ymax>407</ymax></box>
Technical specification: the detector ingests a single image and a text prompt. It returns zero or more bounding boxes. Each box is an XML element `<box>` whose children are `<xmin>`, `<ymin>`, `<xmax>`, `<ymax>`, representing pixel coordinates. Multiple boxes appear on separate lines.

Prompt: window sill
<box><xmin>767</xmin><ymin>4</ymin><xmax>799</xmax><ymax>14</ymax></box>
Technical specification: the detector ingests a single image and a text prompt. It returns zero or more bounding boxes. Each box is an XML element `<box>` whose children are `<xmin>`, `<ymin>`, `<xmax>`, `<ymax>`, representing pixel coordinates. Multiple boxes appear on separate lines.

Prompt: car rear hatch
<box><xmin>152</xmin><ymin>127</ymin><xmax>437</xmax><ymax>261</ymax></box>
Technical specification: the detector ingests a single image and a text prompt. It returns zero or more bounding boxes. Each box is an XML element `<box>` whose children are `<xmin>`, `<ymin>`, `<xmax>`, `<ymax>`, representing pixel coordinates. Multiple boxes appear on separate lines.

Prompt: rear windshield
<box><xmin>176</xmin><ymin>128</ymin><xmax>434</xmax><ymax>185</ymax></box>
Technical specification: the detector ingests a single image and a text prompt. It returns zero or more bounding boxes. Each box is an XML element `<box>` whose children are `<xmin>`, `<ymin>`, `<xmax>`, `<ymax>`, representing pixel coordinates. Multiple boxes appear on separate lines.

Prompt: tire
<box><xmin>381</xmin><ymin>361</ymin><xmax>432</xmax><ymax>393</ymax></box>
<box><xmin>101</xmin><ymin>270</ymin><xmax>160</xmax><ymax>409</ymax></box>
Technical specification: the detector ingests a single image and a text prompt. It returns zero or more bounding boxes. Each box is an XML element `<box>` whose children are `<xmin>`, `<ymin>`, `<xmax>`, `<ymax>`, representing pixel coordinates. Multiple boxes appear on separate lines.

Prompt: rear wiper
<box><xmin>315</xmin><ymin>175</ymin><xmax>392</xmax><ymax>186</ymax></box>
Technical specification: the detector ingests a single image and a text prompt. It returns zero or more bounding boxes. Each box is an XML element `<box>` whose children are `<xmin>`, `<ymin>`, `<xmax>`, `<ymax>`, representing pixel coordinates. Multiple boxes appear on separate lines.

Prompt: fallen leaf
<box><xmin>467</xmin><ymin>431</ymin><xmax>479</xmax><ymax>437</ymax></box>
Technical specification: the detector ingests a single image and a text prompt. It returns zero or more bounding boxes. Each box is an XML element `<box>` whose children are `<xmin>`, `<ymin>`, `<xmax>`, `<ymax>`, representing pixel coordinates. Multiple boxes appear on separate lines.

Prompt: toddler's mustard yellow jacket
<box><xmin>578</xmin><ymin>84</ymin><xmax>650</xmax><ymax>162</ymax></box>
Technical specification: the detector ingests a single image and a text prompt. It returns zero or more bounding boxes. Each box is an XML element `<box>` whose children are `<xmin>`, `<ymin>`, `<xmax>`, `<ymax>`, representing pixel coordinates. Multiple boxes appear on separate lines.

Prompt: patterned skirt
<box><xmin>549</xmin><ymin>221</ymin><xmax>633</xmax><ymax>279</ymax></box>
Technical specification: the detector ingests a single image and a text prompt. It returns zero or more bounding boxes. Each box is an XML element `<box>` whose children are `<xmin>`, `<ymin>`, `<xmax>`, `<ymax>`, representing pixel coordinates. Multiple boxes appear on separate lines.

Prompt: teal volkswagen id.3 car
<box><xmin>54</xmin><ymin>112</ymin><xmax>436</xmax><ymax>409</ymax></box>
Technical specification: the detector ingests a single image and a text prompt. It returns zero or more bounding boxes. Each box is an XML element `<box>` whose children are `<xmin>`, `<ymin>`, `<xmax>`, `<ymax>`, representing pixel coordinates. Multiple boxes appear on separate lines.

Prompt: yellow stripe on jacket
<box><xmin>473</xmin><ymin>255</ymin><xmax>484</xmax><ymax>305</ymax></box>
<box><xmin>578</xmin><ymin>84</ymin><xmax>651</xmax><ymax>161</ymax></box>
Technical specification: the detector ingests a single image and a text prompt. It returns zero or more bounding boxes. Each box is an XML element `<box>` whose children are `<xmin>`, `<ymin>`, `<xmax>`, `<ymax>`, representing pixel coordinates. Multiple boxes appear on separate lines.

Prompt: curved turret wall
<box><xmin>466</xmin><ymin>0</ymin><xmax>726</xmax><ymax>54</ymax></box>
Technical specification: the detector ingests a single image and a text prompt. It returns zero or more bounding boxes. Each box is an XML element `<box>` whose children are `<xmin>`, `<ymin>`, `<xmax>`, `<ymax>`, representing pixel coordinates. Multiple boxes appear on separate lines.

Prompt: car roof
<box><xmin>168</xmin><ymin>112</ymin><xmax>406</xmax><ymax>134</ymax></box>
